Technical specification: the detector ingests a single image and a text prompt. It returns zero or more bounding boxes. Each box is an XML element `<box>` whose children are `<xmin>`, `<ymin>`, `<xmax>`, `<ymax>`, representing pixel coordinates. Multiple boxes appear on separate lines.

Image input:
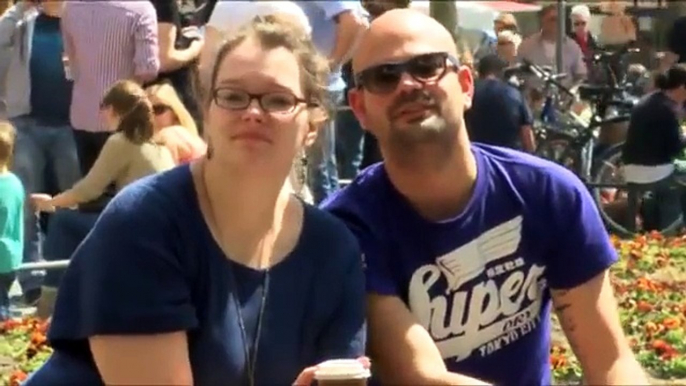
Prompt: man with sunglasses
<box><xmin>323</xmin><ymin>9</ymin><xmax>646</xmax><ymax>386</ymax></box>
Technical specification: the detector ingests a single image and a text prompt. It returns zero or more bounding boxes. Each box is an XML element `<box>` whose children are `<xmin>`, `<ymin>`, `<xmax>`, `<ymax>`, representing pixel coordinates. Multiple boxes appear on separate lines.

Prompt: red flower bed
<box><xmin>2</xmin><ymin>232</ymin><xmax>686</xmax><ymax>384</ymax></box>
<box><xmin>0</xmin><ymin>318</ymin><xmax>51</xmax><ymax>386</ymax></box>
<box><xmin>552</xmin><ymin>232</ymin><xmax>686</xmax><ymax>383</ymax></box>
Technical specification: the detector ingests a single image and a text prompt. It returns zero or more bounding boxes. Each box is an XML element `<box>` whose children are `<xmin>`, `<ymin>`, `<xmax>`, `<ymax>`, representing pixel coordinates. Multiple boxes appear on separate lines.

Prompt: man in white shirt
<box><xmin>294</xmin><ymin>1</ymin><xmax>367</xmax><ymax>204</ymax></box>
<box><xmin>518</xmin><ymin>5</ymin><xmax>586</xmax><ymax>85</ymax></box>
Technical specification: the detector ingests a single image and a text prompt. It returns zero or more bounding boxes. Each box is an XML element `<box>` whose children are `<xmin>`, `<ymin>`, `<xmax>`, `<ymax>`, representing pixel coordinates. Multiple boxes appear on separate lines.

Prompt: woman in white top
<box><xmin>199</xmin><ymin>1</ymin><xmax>313</xmax><ymax>203</ymax></box>
<box><xmin>200</xmin><ymin>2</ymin><xmax>311</xmax><ymax>78</ymax></box>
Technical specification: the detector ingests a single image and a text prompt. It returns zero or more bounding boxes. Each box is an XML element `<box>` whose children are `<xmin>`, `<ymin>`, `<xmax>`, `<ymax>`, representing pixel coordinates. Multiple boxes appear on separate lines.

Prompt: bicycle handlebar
<box><xmin>520</xmin><ymin>59</ymin><xmax>575</xmax><ymax>97</ymax></box>
<box><xmin>587</xmin><ymin>114</ymin><xmax>631</xmax><ymax>128</ymax></box>
<box><xmin>592</xmin><ymin>46</ymin><xmax>640</xmax><ymax>64</ymax></box>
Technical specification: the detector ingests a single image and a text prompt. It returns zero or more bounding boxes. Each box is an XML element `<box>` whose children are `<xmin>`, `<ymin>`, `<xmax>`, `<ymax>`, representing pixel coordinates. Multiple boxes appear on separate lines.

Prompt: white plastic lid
<box><xmin>314</xmin><ymin>359</ymin><xmax>371</xmax><ymax>381</ymax></box>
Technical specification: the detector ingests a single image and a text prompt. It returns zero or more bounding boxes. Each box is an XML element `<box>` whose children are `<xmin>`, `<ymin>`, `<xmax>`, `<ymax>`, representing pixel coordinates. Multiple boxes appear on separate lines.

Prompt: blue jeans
<box><xmin>43</xmin><ymin>209</ymin><xmax>99</xmax><ymax>288</ymax></box>
<box><xmin>335</xmin><ymin>107</ymin><xmax>365</xmax><ymax>180</ymax></box>
<box><xmin>307</xmin><ymin>91</ymin><xmax>343</xmax><ymax>204</ymax></box>
<box><xmin>0</xmin><ymin>272</ymin><xmax>15</xmax><ymax>320</ymax></box>
<box><xmin>9</xmin><ymin>116</ymin><xmax>81</xmax><ymax>293</ymax></box>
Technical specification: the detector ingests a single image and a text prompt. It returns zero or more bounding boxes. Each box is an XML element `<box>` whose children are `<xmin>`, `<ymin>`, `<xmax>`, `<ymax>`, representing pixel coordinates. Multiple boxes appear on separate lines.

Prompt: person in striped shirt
<box><xmin>61</xmin><ymin>0</ymin><xmax>160</xmax><ymax>177</ymax></box>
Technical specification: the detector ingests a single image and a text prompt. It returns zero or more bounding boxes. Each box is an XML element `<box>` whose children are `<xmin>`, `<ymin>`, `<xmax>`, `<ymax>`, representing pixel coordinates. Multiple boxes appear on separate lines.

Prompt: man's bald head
<box><xmin>352</xmin><ymin>9</ymin><xmax>458</xmax><ymax>74</ymax></box>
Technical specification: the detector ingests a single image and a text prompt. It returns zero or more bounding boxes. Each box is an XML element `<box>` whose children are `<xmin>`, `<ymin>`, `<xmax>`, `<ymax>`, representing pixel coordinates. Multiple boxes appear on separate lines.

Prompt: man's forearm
<box><xmin>329</xmin><ymin>14</ymin><xmax>365</xmax><ymax>67</ymax></box>
<box><xmin>443</xmin><ymin>371</ymin><xmax>492</xmax><ymax>385</ymax></box>
<box><xmin>161</xmin><ymin>42</ymin><xmax>201</xmax><ymax>73</ymax></box>
<box><xmin>584</xmin><ymin>355</ymin><xmax>648</xmax><ymax>385</ymax></box>
<box><xmin>520</xmin><ymin>125</ymin><xmax>536</xmax><ymax>153</ymax></box>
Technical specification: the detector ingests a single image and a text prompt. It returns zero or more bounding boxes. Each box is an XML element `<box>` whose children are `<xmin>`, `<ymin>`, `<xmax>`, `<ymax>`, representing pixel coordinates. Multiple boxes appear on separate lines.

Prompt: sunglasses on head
<box><xmin>354</xmin><ymin>52</ymin><xmax>459</xmax><ymax>95</ymax></box>
<box><xmin>152</xmin><ymin>104</ymin><xmax>171</xmax><ymax>115</ymax></box>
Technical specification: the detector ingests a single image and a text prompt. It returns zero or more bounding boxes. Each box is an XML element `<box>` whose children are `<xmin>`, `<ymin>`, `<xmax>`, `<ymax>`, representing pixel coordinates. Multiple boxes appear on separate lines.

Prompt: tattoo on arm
<box><xmin>553</xmin><ymin>290</ymin><xmax>579</xmax><ymax>350</ymax></box>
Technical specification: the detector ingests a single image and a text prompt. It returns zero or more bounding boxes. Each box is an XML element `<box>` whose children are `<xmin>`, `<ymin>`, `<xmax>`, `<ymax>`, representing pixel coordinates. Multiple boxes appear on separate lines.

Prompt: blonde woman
<box><xmin>146</xmin><ymin>81</ymin><xmax>207</xmax><ymax>164</ymax></box>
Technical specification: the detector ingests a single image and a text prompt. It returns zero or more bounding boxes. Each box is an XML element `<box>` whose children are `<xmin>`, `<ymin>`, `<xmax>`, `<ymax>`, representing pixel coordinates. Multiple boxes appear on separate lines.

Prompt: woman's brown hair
<box><xmin>101</xmin><ymin>80</ymin><xmax>155</xmax><ymax>144</ymax></box>
<box><xmin>207</xmin><ymin>14</ymin><xmax>331</xmax><ymax>128</ymax></box>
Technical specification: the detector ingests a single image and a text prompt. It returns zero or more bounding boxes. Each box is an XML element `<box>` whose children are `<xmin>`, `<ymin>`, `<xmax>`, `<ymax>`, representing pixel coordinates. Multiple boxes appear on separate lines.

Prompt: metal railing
<box><xmin>18</xmin><ymin>260</ymin><xmax>70</xmax><ymax>271</ymax></box>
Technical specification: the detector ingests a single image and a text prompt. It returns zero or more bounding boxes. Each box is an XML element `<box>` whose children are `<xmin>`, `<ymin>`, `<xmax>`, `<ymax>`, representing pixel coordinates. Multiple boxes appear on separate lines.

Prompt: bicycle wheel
<box><xmin>535</xmin><ymin>132</ymin><xmax>580</xmax><ymax>173</ymax></box>
<box><xmin>590</xmin><ymin>144</ymin><xmax>683</xmax><ymax>237</ymax></box>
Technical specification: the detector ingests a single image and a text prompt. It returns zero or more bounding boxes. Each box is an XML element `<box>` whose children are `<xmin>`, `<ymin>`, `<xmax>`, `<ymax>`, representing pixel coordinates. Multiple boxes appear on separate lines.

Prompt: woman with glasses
<box><xmin>23</xmin><ymin>15</ymin><xmax>366</xmax><ymax>386</ymax></box>
<box><xmin>200</xmin><ymin>0</ymin><xmax>313</xmax><ymax>202</ymax></box>
<box><xmin>146</xmin><ymin>81</ymin><xmax>207</xmax><ymax>164</ymax></box>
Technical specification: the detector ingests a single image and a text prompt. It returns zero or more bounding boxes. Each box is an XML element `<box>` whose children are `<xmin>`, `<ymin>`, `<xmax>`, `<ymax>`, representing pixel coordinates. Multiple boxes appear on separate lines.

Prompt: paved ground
<box><xmin>8</xmin><ymin>280</ymin><xmax>36</xmax><ymax>318</ymax></box>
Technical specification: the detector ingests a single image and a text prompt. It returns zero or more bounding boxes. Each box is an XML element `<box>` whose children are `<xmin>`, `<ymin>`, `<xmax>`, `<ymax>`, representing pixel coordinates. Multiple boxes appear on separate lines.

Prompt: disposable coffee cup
<box><xmin>314</xmin><ymin>359</ymin><xmax>370</xmax><ymax>386</ymax></box>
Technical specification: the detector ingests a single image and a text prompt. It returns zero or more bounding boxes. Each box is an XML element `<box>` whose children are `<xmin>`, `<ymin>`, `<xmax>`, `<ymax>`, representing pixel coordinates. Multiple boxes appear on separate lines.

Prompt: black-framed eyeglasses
<box><xmin>354</xmin><ymin>52</ymin><xmax>459</xmax><ymax>95</ymax></box>
<box><xmin>152</xmin><ymin>104</ymin><xmax>171</xmax><ymax>115</ymax></box>
<box><xmin>211</xmin><ymin>88</ymin><xmax>314</xmax><ymax>114</ymax></box>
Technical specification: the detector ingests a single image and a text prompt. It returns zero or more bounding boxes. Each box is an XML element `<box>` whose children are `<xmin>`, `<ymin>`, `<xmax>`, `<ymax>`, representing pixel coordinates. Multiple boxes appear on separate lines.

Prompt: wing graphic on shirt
<box><xmin>436</xmin><ymin>216</ymin><xmax>523</xmax><ymax>292</ymax></box>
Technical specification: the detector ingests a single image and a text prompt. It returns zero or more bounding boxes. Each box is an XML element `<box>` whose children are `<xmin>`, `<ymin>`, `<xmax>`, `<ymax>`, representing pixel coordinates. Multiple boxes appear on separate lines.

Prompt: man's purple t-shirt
<box><xmin>322</xmin><ymin>144</ymin><xmax>618</xmax><ymax>385</ymax></box>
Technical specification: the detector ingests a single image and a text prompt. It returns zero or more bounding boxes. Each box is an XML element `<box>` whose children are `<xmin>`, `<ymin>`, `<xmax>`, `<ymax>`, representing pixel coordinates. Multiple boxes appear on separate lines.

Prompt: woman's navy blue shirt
<box><xmin>25</xmin><ymin>165</ymin><xmax>366</xmax><ymax>386</ymax></box>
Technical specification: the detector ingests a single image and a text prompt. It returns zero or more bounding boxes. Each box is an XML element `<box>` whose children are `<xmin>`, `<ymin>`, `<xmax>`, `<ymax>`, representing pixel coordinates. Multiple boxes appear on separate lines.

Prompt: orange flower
<box><xmin>30</xmin><ymin>331</ymin><xmax>47</xmax><ymax>346</ymax></box>
<box><xmin>645</xmin><ymin>321</ymin><xmax>660</xmax><ymax>335</ymax></box>
<box><xmin>650</xmin><ymin>230</ymin><xmax>665</xmax><ymax>240</ymax></box>
<box><xmin>610</xmin><ymin>234</ymin><xmax>622</xmax><ymax>249</ymax></box>
<box><xmin>628</xmin><ymin>337</ymin><xmax>639</xmax><ymax>348</ymax></box>
<box><xmin>662</xmin><ymin>317</ymin><xmax>681</xmax><ymax>329</ymax></box>
<box><xmin>652</xmin><ymin>339</ymin><xmax>669</xmax><ymax>350</ymax></box>
<box><xmin>636</xmin><ymin>300</ymin><xmax>653</xmax><ymax>313</ymax></box>
<box><xmin>634</xmin><ymin>234</ymin><xmax>647</xmax><ymax>244</ymax></box>
<box><xmin>550</xmin><ymin>353</ymin><xmax>567</xmax><ymax>369</ymax></box>
<box><xmin>636</xmin><ymin>277</ymin><xmax>662</xmax><ymax>292</ymax></box>
<box><xmin>9</xmin><ymin>370</ymin><xmax>27</xmax><ymax>386</ymax></box>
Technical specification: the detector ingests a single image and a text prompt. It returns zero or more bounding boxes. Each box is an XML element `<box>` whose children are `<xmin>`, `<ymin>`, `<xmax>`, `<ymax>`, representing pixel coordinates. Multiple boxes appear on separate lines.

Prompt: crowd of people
<box><xmin>0</xmin><ymin>0</ymin><xmax>684</xmax><ymax>385</ymax></box>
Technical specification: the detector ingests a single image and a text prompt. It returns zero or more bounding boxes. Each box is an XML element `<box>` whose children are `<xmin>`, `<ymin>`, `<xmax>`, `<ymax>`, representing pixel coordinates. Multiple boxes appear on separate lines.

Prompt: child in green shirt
<box><xmin>0</xmin><ymin>121</ymin><xmax>24</xmax><ymax>320</ymax></box>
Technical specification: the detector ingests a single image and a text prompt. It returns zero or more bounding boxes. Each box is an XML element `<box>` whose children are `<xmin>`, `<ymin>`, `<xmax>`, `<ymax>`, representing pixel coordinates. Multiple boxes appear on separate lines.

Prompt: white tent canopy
<box><xmin>410</xmin><ymin>1</ymin><xmax>541</xmax><ymax>32</ymax></box>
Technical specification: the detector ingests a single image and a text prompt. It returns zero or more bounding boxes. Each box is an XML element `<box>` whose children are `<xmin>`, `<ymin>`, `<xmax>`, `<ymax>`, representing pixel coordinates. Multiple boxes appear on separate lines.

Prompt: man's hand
<box><xmin>329</xmin><ymin>9</ymin><xmax>368</xmax><ymax>69</ymax></box>
<box><xmin>551</xmin><ymin>271</ymin><xmax>648</xmax><ymax>385</ymax></box>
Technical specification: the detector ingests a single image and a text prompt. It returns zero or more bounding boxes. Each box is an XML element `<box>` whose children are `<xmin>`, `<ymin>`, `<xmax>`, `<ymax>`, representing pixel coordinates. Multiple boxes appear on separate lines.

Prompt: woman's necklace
<box><xmin>230</xmin><ymin>266</ymin><xmax>269</xmax><ymax>386</ymax></box>
<box><xmin>198</xmin><ymin>161</ymin><xmax>270</xmax><ymax>386</ymax></box>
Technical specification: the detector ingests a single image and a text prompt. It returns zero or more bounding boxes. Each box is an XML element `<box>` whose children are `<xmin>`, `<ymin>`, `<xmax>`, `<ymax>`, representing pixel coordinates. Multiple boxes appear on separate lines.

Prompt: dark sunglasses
<box><xmin>354</xmin><ymin>52</ymin><xmax>459</xmax><ymax>95</ymax></box>
<box><xmin>211</xmin><ymin>88</ymin><xmax>315</xmax><ymax>114</ymax></box>
<box><xmin>152</xmin><ymin>104</ymin><xmax>171</xmax><ymax>115</ymax></box>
